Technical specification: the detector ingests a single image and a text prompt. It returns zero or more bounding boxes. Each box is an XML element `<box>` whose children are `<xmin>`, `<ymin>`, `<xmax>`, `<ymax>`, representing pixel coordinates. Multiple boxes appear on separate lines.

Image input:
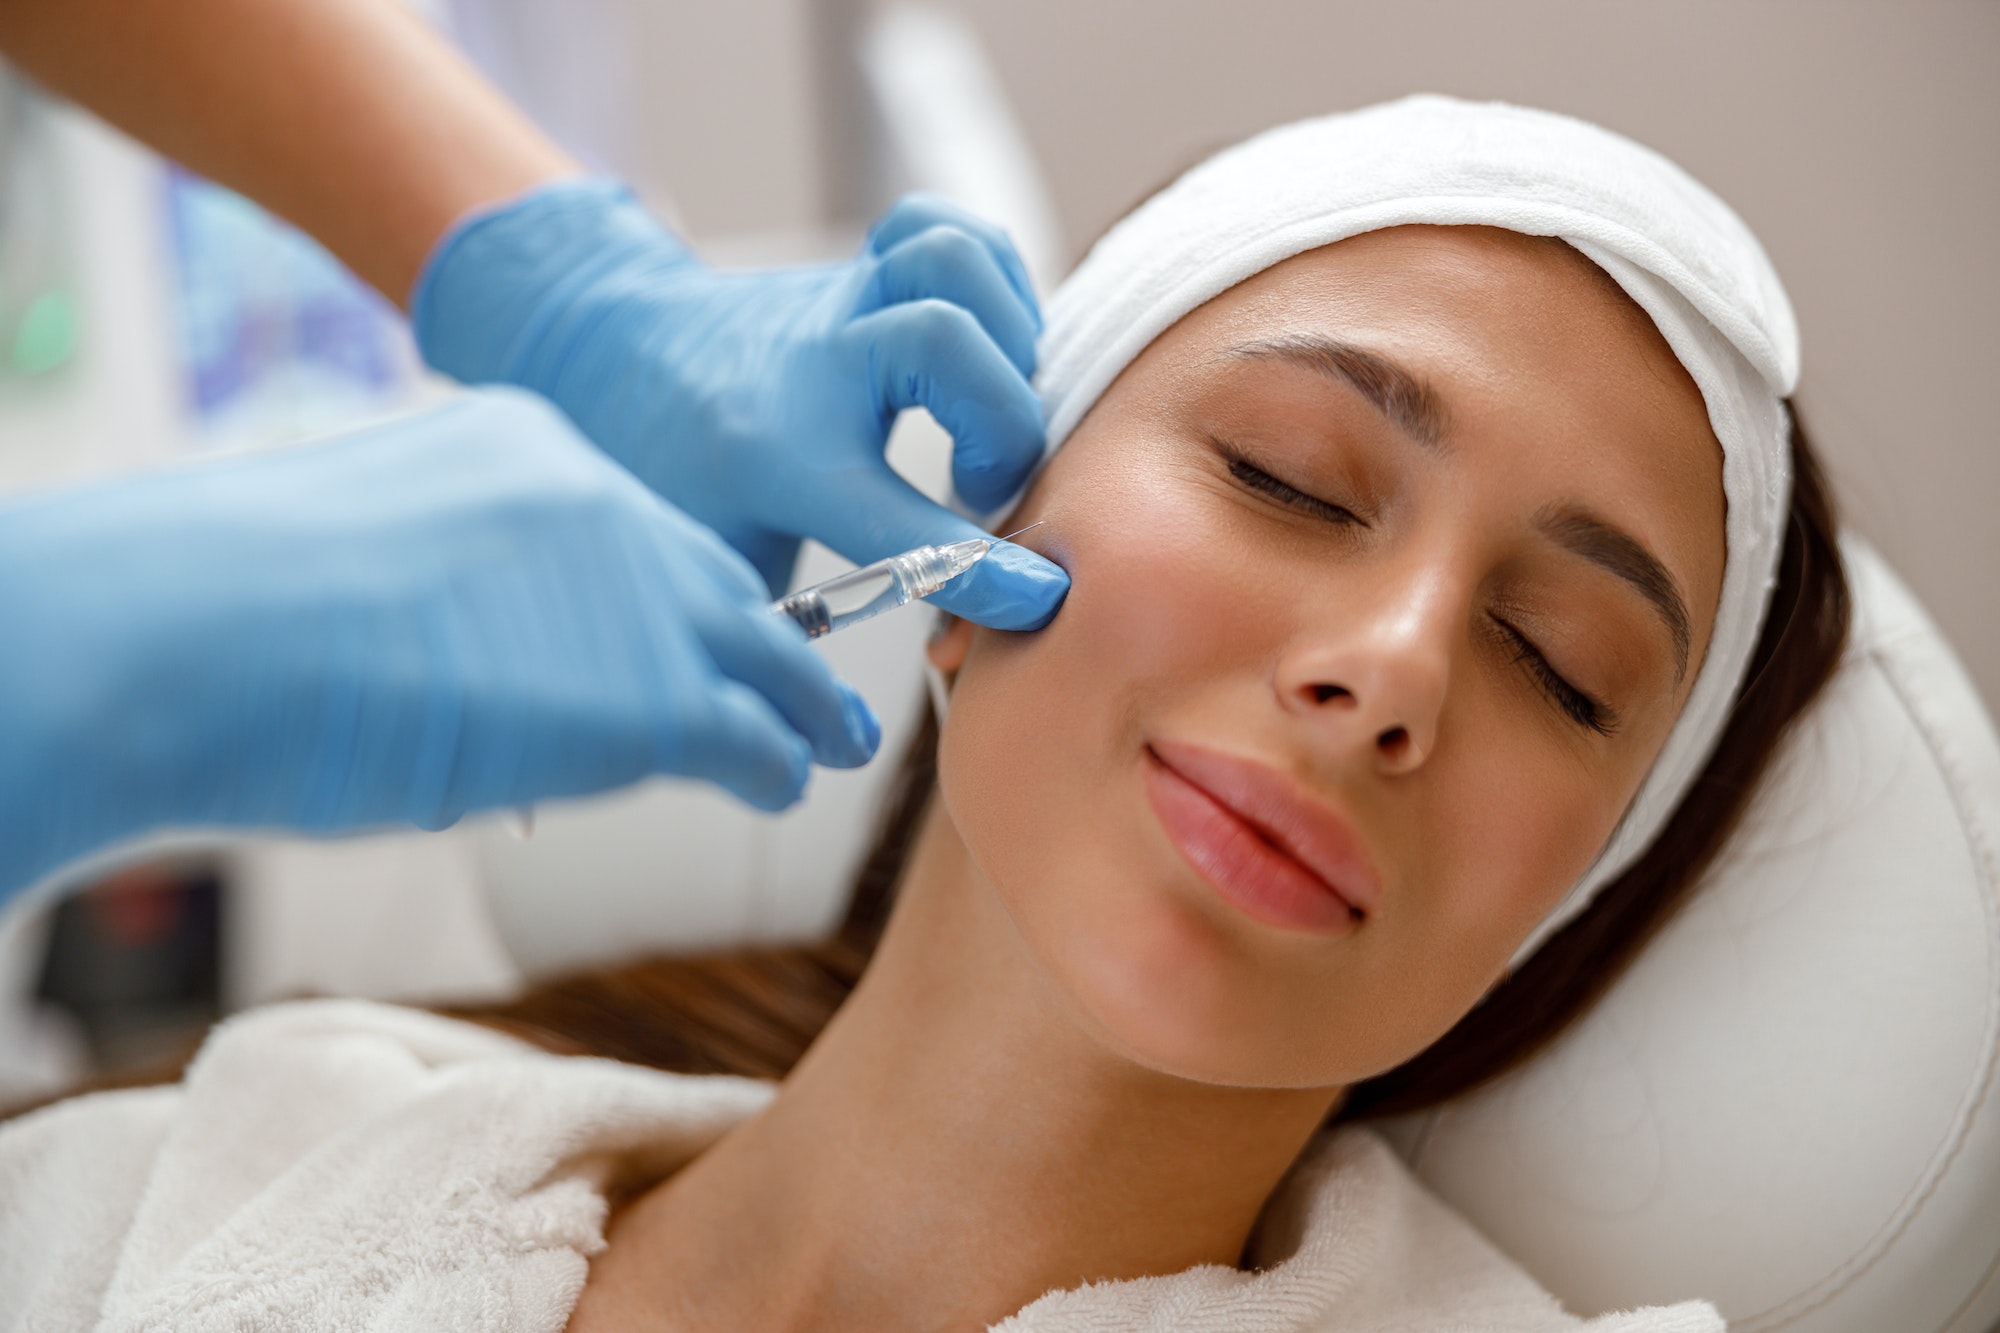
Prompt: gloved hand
<box><xmin>412</xmin><ymin>180</ymin><xmax>1068</xmax><ymax>628</ymax></box>
<box><xmin>0</xmin><ymin>389</ymin><xmax>877</xmax><ymax>903</ymax></box>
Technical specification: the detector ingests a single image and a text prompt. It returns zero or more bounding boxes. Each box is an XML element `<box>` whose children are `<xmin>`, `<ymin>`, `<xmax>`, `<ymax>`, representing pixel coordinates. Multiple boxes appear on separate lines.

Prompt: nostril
<box><xmin>1309</xmin><ymin>683</ymin><xmax>1352</xmax><ymax>705</ymax></box>
<box><xmin>1376</xmin><ymin>725</ymin><xmax>1410</xmax><ymax>756</ymax></box>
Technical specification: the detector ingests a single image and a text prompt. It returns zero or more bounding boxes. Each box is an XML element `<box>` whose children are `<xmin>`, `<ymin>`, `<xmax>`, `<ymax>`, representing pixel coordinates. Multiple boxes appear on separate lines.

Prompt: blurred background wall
<box><xmin>626</xmin><ymin>0</ymin><xmax>2000</xmax><ymax>707</ymax></box>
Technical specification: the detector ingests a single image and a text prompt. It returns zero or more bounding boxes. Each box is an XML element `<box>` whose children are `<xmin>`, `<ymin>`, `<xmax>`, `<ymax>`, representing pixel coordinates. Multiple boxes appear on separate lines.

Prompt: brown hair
<box><xmin>449</xmin><ymin>406</ymin><xmax>1850</xmax><ymax>1115</ymax></box>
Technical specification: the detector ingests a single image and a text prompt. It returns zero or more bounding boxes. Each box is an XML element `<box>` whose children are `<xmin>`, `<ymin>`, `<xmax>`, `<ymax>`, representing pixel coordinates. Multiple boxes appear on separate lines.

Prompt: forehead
<box><xmin>1165</xmin><ymin>226</ymin><xmax>1681</xmax><ymax>385</ymax></box>
<box><xmin>1132</xmin><ymin>228</ymin><xmax>1719</xmax><ymax>479</ymax></box>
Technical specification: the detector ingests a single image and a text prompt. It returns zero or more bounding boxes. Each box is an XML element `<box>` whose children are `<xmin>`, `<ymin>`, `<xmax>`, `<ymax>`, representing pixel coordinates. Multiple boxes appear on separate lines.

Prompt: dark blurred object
<box><xmin>36</xmin><ymin>859</ymin><xmax>221</xmax><ymax>1073</ymax></box>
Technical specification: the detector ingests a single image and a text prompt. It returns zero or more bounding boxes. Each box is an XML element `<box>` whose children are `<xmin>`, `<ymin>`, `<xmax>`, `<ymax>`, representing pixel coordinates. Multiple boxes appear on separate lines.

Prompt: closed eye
<box><xmin>1224</xmin><ymin>454</ymin><xmax>1365</xmax><ymax>527</ymax></box>
<box><xmin>1495</xmin><ymin>618</ymin><xmax>1617</xmax><ymax>736</ymax></box>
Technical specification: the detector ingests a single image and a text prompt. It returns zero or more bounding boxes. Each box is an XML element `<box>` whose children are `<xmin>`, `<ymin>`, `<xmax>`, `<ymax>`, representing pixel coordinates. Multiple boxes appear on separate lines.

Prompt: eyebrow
<box><xmin>1535</xmin><ymin>505</ymin><xmax>1692</xmax><ymax>683</ymax></box>
<box><xmin>1230</xmin><ymin>335</ymin><xmax>1450</xmax><ymax>449</ymax></box>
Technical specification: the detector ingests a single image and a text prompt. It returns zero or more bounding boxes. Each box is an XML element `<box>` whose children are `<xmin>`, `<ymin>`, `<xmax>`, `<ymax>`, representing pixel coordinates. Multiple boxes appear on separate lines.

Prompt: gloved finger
<box><xmin>864</xmin><ymin>194</ymin><xmax>1040</xmax><ymax>331</ymax></box>
<box><xmin>923</xmin><ymin>536</ymin><xmax>1068</xmax><ymax>630</ymax></box>
<box><xmin>671</xmin><ymin>675</ymin><xmax>814</xmax><ymax>812</ymax></box>
<box><xmin>650</xmin><ymin>499</ymin><xmax>780</xmax><ymax>606</ymax></box>
<box><xmin>701</xmin><ymin>598</ymin><xmax>880</xmax><ymax>768</ymax></box>
<box><xmin>864</xmin><ymin>226</ymin><xmax>1038</xmax><ymax>379</ymax></box>
<box><xmin>849</xmin><ymin>300</ymin><xmax>1045</xmax><ymax>514</ymax></box>
<box><xmin>809</xmin><ymin>468</ymin><xmax>1069</xmax><ymax>632</ymax></box>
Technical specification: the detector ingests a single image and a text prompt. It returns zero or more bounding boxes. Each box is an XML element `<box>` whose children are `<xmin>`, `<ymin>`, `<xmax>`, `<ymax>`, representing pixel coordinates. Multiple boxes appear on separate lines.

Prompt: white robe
<box><xmin>0</xmin><ymin>999</ymin><xmax>1724</xmax><ymax>1332</ymax></box>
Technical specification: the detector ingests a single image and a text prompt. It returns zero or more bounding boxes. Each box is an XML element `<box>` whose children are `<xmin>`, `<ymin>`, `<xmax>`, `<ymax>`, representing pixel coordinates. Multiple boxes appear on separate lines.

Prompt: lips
<box><xmin>1143</xmin><ymin>740</ymin><xmax>1381</xmax><ymax>934</ymax></box>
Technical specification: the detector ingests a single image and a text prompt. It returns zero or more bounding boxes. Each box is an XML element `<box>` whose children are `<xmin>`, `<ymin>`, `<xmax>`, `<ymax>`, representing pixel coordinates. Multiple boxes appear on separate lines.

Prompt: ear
<box><xmin>926</xmin><ymin>614</ymin><xmax>973</xmax><ymax>675</ymax></box>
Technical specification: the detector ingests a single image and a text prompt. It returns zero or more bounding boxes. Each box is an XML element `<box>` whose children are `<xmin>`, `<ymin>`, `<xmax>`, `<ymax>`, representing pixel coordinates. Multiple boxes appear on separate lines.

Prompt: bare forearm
<box><xmin>0</xmin><ymin>0</ymin><xmax>579</xmax><ymax>303</ymax></box>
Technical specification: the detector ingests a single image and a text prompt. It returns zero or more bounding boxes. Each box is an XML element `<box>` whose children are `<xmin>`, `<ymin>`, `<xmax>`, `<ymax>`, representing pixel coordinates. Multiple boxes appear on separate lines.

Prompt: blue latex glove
<box><xmin>0</xmin><ymin>389</ymin><xmax>877</xmax><ymax>903</ymax></box>
<box><xmin>412</xmin><ymin>180</ymin><xmax>1069</xmax><ymax>628</ymax></box>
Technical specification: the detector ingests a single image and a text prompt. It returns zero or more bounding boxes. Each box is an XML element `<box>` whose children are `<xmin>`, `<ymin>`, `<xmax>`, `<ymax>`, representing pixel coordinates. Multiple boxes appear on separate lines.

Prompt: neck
<box><xmin>588</xmin><ymin>803</ymin><xmax>1341</xmax><ymax>1332</ymax></box>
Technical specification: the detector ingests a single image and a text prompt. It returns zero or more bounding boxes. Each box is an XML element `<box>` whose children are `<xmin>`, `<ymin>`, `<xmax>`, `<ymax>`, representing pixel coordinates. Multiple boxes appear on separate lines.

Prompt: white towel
<box><xmin>0</xmin><ymin>999</ymin><xmax>1723</xmax><ymax>1331</ymax></box>
<box><xmin>1020</xmin><ymin>95</ymin><xmax>1797</xmax><ymax>964</ymax></box>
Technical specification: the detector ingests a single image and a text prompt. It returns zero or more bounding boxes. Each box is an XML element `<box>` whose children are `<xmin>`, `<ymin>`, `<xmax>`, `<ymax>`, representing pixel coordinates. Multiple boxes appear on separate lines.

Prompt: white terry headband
<box><xmin>1016</xmin><ymin>95</ymin><xmax>1798</xmax><ymax>967</ymax></box>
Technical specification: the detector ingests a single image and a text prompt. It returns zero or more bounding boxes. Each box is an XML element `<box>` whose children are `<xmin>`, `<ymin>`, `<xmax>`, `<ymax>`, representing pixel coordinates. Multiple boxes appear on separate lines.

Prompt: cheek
<box><xmin>939</xmin><ymin>440</ymin><xmax>1321</xmax><ymax>1078</ymax></box>
<box><xmin>1350</xmin><ymin>706</ymin><xmax>1665</xmax><ymax>1063</ymax></box>
<box><xmin>946</xmin><ymin>437</ymin><xmax>1267</xmax><ymax>778</ymax></box>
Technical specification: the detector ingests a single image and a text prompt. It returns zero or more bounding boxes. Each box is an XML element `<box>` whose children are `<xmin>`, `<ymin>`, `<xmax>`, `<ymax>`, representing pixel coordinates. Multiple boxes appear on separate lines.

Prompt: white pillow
<box><xmin>1381</xmin><ymin>537</ymin><xmax>2000</xmax><ymax>1332</ymax></box>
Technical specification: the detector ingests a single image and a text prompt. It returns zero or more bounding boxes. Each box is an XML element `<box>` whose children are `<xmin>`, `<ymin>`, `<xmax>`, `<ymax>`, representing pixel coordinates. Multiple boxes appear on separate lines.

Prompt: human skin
<box><xmin>565</xmin><ymin>226</ymin><xmax>1728</xmax><ymax>1332</ymax></box>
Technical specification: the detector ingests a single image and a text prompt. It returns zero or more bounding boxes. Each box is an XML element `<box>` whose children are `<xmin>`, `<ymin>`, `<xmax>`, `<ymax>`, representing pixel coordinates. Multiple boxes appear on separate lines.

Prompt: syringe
<box><xmin>773</xmin><ymin>538</ymin><xmax>991</xmax><ymax>639</ymax></box>
<box><xmin>774</xmin><ymin>522</ymin><xmax>1044</xmax><ymax>636</ymax></box>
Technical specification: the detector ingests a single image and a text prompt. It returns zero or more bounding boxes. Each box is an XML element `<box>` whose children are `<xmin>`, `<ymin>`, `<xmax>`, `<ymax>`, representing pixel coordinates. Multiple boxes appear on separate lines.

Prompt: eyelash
<box><xmin>1497</xmin><ymin>620</ymin><xmax>1617</xmax><ymax>736</ymax></box>
<box><xmin>1224</xmin><ymin>454</ymin><xmax>1617</xmax><ymax>737</ymax></box>
<box><xmin>1225</xmin><ymin>456</ymin><xmax>1364</xmax><ymax>526</ymax></box>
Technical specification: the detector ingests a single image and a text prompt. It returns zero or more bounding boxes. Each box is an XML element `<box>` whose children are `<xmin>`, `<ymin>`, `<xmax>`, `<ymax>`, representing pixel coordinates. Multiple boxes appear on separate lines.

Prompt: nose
<box><xmin>1274</xmin><ymin>579</ymin><xmax>1451</xmax><ymax>776</ymax></box>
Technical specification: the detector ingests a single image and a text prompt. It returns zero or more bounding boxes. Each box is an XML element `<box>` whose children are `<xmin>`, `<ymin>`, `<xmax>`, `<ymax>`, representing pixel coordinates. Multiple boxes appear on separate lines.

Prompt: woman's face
<box><xmin>933</xmin><ymin>225</ymin><xmax>1727</xmax><ymax>1089</ymax></box>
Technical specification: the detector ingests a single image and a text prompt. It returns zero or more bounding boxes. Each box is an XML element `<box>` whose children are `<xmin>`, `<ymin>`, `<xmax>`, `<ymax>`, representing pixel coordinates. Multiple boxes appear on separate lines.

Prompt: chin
<box><xmin>1023</xmin><ymin>868</ymin><xmax>1347</xmax><ymax>1089</ymax></box>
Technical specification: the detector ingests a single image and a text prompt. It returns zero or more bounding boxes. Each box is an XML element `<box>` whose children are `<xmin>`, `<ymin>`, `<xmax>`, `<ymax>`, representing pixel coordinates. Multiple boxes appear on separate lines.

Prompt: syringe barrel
<box><xmin>771</xmin><ymin>539</ymin><xmax>990</xmax><ymax>640</ymax></box>
<box><xmin>773</xmin><ymin>557</ymin><xmax>913</xmax><ymax>639</ymax></box>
